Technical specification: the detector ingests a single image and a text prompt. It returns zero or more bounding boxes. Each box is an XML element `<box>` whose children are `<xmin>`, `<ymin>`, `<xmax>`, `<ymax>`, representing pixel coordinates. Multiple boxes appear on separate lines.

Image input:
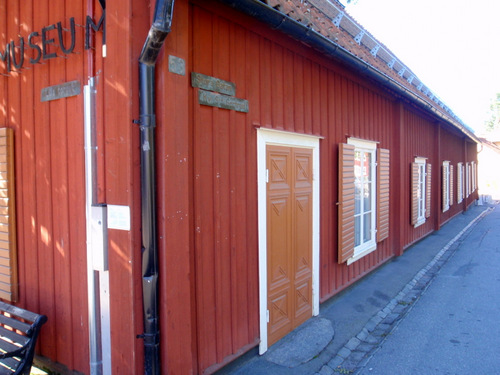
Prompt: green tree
<box><xmin>484</xmin><ymin>93</ymin><xmax>500</xmax><ymax>132</ymax></box>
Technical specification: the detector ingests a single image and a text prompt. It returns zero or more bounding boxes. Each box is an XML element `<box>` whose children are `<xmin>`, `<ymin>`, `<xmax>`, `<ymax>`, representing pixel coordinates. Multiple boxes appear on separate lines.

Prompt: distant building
<box><xmin>478</xmin><ymin>133</ymin><xmax>500</xmax><ymax>201</ymax></box>
<box><xmin>0</xmin><ymin>0</ymin><xmax>478</xmax><ymax>374</ymax></box>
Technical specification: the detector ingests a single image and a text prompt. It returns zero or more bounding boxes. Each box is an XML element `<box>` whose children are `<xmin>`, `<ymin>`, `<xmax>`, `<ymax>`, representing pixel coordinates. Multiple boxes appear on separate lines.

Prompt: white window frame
<box><xmin>471</xmin><ymin>161</ymin><xmax>476</xmax><ymax>192</ymax></box>
<box><xmin>457</xmin><ymin>162</ymin><xmax>463</xmax><ymax>204</ymax></box>
<box><xmin>414</xmin><ymin>157</ymin><xmax>427</xmax><ymax>227</ymax></box>
<box><xmin>466</xmin><ymin>162</ymin><xmax>470</xmax><ymax>197</ymax></box>
<box><xmin>462</xmin><ymin>163</ymin><xmax>466</xmax><ymax>200</ymax></box>
<box><xmin>347</xmin><ymin>138</ymin><xmax>377</xmax><ymax>264</ymax></box>
<box><xmin>443</xmin><ymin>161</ymin><xmax>450</xmax><ymax>212</ymax></box>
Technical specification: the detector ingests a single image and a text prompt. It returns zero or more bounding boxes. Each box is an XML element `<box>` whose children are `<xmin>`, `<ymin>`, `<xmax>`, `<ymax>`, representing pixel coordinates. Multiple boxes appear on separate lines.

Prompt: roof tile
<box><xmin>265</xmin><ymin>0</ymin><xmax>475</xmax><ymax>138</ymax></box>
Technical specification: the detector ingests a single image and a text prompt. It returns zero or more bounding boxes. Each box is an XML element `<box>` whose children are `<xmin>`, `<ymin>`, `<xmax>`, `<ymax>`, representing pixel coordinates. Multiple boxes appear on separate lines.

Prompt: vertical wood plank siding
<box><xmin>155</xmin><ymin>1</ymin><xmax>198</xmax><ymax>373</ymax></box>
<box><xmin>186</xmin><ymin>3</ymin><xmax>478</xmax><ymax>373</ymax></box>
<box><xmin>0</xmin><ymin>0</ymin><xmax>90</xmax><ymax>372</ymax></box>
<box><xmin>0</xmin><ymin>128</ymin><xmax>17</xmax><ymax>302</ymax></box>
<box><xmin>106</xmin><ymin>0</ymin><xmax>145</xmax><ymax>372</ymax></box>
<box><xmin>465</xmin><ymin>141</ymin><xmax>479</xmax><ymax>205</ymax></box>
<box><xmin>400</xmin><ymin>108</ymin><xmax>436</xmax><ymax>248</ymax></box>
<box><xmin>0</xmin><ymin>0</ymin><xmax>480</xmax><ymax>374</ymax></box>
<box><xmin>65</xmin><ymin>0</ymin><xmax>89</xmax><ymax>371</ymax></box>
<box><xmin>190</xmin><ymin>3</ymin><xmax>394</xmax><ymax>372</ymax></box>
<box><xmin>439</xmin><ymin>132</ymin><xmax>464</xmax><ymax>222</ymax></box>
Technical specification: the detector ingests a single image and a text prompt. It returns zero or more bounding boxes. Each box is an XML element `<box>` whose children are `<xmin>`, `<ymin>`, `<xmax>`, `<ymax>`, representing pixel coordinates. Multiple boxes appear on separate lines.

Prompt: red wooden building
<box><xmin>0</xmin><ymin>0</ymin><xmax>479</xmax><ymax>374</ymax></box>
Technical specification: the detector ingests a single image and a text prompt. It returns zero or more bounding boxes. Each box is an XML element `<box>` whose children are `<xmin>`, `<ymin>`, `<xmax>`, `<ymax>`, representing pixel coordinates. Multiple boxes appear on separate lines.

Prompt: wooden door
<box><xmin>267</xmin><ymin>145</ymin><xmax>313</xmax><ymax>346</ymax></box>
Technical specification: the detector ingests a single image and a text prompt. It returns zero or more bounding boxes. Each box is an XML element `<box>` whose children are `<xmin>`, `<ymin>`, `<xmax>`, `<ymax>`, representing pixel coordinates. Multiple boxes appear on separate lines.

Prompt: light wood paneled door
<box><xmin>266</xmin><ymin>145</ymin><xmax>313</xmax><ymax>346</ymax></box>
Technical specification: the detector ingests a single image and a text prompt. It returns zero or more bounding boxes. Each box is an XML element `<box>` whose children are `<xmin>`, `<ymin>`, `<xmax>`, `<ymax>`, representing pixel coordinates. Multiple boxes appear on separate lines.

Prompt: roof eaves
<box><xmin>216</xmin><ymin>0</ymin><xmax>479</xmax><ymax>143</ymax></box>
<box><xmin>478</xmin><ymin>138</ymin><xmax>500</xmax><ymax>154</ymax></box>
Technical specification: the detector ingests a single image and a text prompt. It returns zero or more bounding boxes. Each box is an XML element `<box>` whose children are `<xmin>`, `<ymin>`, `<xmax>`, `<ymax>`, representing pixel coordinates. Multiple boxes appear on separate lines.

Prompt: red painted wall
<box><xmin>155</xmin><ymin>2</ymin><xmax>479</xmax><ymax>373</ymax></box>
<box><xmin>105</xmin><ymin>0</ymin><xmax>145</xmax><ymax>373</ymax></box>
<box><xmin>399</xmin><ymin>107</ymin><xmax>437</xmax><ymax>248</ymax></box>
<box><xmin>440</xmin><ymin>126</ymin><xmax>469</xmax><ymax>224</ymax></box>
<box><xmin>186</xmin><ymin>3</ymin><xmax>397</xmax><ymax>372</ymax></box>
<box><xmin>0</xmin><ymin>0</ymin><xmax>147</xmax><ymax>373</ymax></box>
<box><xmin>0</xmin><ymin>0</ymin><xmax>480</xmax><ymax>374</ymax></box>
<box><xmin>0</xmin><ymin>0</ymin><xmax>90</xmax><ymax>372</ymax></box>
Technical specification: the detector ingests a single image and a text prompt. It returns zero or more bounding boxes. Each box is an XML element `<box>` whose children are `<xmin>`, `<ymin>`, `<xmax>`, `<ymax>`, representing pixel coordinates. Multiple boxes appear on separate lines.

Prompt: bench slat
<box><xmin>0</xmin><ymin>327</ymin><xmax>29</xmax><ymax>348</ymax></box>
<box><xmin>0</xmin><ymin>302</ymin><xmax>38</xmax><ymax>324</ymax></box>
<box><xmin>0</xmin><ymin>338</ymin><xmax>23</xmax><ymax>356</ymax></box>
<box><xmin>0</xmin><ymin>316</ymin><xmax>31</xmax><ymax>336</ymax></box>
<box><xmin>0</xmin><ymin>356</ymin><xmax>21</xmax><ymax>374</ymax></box>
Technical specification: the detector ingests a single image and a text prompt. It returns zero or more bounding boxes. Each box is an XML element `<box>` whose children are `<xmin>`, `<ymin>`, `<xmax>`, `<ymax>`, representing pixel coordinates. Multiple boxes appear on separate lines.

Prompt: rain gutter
<box><xmin>217</xmin><ymin>0</ymin><xmax>480</xmax><ymax>143</ymax></box>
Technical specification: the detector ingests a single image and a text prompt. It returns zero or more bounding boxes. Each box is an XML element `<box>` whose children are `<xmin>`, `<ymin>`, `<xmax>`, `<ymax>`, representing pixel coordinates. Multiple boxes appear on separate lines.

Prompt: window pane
<box><xmin>364</xmin><ymin>152</ymin><xmax>372</xmax><ymax>181</ymax></box>
<box><xmin>416</xmin><ymin>162</ymin><xmax>426</xmax><ymax>220</ymax></box>
<box><xmin>363</xmin><ymin>212</ymin><xmax>371</xmax><ymax>242</ymax></box>
<box><xmin>354</xmin><ymin>151</ymin><xmax>361</xmax><ymax>178</ymax></box>
<box><xmin>364</xmin><ymin>182</ymin><xmax>372</xmax><ymax>212</ymax></box>
<box><xmin>349</xmin><ymin>140</ymin><xmax>377</xmax><ymax>253</ymax></box>
<box><xmin>355</xmin><ymin>179</ymin><xmax>361</xmax><ymax>215</ymax></box>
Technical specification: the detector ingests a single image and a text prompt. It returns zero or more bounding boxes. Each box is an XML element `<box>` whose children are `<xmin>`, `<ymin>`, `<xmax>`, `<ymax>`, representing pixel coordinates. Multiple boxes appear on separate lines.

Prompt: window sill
<box><xmin>414</xmin><ymin>218</ymin><xmax>425</xmax><ymax>228</ymax></box>
<box><xmin>347</xmin><ymin>243</ymin><xmax>377</xmax><ymax>265</ymax></box>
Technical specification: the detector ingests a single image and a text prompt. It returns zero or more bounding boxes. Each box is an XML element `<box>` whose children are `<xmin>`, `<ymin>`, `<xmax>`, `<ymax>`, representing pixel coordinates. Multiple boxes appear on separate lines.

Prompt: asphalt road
<box><xmin>357</xmin><ymin>205</ymin><xmax>500</xmax><ymax>375</ymax></box>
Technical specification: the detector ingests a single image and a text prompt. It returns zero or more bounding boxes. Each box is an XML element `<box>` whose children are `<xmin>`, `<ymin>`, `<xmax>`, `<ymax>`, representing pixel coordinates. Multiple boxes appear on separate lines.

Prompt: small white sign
<box><xmin>107</xmin><ymin>205</ymin><xmax>131</xmax><ymax>231</ymax></box>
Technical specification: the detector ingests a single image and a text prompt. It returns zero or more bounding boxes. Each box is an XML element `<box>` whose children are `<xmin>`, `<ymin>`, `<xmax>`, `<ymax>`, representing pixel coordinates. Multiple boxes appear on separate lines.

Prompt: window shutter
<box><xmin>411</xmin><ymin>163</ymin><xmax>419</xmax><ymax>226</ymax></box>
<box><xmin>338</xmin><ymin>143</ymin><xmax>355</xmax><ymax>264</ymax></box>
<box><xmin>449</xmin><ymin>164</ymin><xmax>454</xmax><ymax>205</ymax></box>
<box><xmin>377</xmin><ymin>149</ymin><xmax>390</xmax><ymax>242</ymax></box>
<box><xmin>462</xmin><ymin>164</ymin><xmax>465</xmax><ymax>200</ymax></box>
<box><xmin>463</xmin><ymin>164</ymin><xmax>466</xmax><ymax>200</ymax></box>
<box><xmin>0</xmin><ymin>128</ymin><xmax>18</xmax><ymax>302</ymax></box>
<box><xmin>425</xmin><ymin>163</ymin><xmax>432</xmax><ymax>218</ymax></box>
<box><xmin>472</xmin><ymin>162</ymin><xmax>476</xmax><ymax>192</ymax></box>
<box><xmin>457</xmin><ymin>163</ymin><xmax>463</xmax><ymax>203</ymax></box>
<box><xmin>466</xmin><ymin>163</ymin><xmax>469</xmax><ymax>197</ymax></box>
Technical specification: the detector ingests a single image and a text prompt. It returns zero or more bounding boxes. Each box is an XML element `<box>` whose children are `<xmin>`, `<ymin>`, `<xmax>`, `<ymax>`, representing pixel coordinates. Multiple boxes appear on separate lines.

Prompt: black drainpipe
<box><xmin>137</xmin><ymin>1</ymin><xmax>174</xmax><ymax>374</ymax></box>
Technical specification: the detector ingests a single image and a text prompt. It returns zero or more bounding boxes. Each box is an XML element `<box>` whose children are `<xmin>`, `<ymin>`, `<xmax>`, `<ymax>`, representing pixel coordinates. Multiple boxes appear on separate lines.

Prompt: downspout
<box><xmin>137</xmin><ymin>1</ymin><xmax>174</xmax><ymax>374</ymax></box>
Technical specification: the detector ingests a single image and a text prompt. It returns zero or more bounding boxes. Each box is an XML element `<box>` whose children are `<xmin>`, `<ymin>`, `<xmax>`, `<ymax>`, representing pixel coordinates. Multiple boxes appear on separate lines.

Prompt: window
<box><xmin>351</xmin><ymin>139</ymin><xmax>376</xmax><ymax>255</ymax></box>
<box><xmin>442</xmin><ymin>161</ymin><xmax>450</xmax><ymax>212</ymax></box>
<box><xmin>450</xmin><ymin>164</ymin><xmax>454</xmax><ymax>206</ymax></box>
<box><xmin>457</xmin><ymin>162</ymin><xmax>463</xmax><ymax>204</ymax></box>
<box><xmin>338</xmin><ymin>139</ymin><xmax>390</xmax><ymax>265</ymax></box>
<box><xmin>411</xmin><ymin>157</ymin><xmax>431</xmax><ymax>227</ymax></box>
<box><xmin>471</xmin><ymin>161</ymin><xmax>476</xmax><ymax>192</ymax></box>
<box><xmin>466</xmin><ymin>162</ymin><xmax>470</xmax><ymax>197</ymax></box>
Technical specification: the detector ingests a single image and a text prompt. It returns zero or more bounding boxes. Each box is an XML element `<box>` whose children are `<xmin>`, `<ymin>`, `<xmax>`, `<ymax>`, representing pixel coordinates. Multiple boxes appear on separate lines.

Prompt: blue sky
<box><xmin>342</xmin><ymin>0</ymin><xmax>500</xmax><ymax>133</ymax></box>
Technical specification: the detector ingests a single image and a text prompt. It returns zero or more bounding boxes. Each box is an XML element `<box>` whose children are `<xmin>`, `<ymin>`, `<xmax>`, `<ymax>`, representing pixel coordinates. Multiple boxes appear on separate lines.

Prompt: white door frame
<box><xmin>256</xmin><ymin>128</ymin><xmax>321</xmax><ymax>354</ymax></box>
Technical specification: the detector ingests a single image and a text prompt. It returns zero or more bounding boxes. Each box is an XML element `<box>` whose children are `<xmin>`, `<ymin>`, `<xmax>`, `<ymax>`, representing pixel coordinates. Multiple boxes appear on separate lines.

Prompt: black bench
<box><xmin>0</xmin><ymin>301</ymin><xmax>47</xmax><ymax>375</ymax></box>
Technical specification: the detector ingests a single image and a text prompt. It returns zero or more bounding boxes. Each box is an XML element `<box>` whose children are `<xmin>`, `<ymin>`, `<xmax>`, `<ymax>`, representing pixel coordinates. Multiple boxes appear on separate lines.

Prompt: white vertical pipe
<box><xmin>85</xmin><ymin>78</ymin><xmax>112</xmax><ymax>375</ymax></box>
<box><xmin>100</xmin><ymin>271</ymin><xmax>112</xmax><ymax>375</ymax></box>
<box><xmin>84</xmin><ymin>79</ymin><xmax>102</xmax><ymax>375</ymax></box>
